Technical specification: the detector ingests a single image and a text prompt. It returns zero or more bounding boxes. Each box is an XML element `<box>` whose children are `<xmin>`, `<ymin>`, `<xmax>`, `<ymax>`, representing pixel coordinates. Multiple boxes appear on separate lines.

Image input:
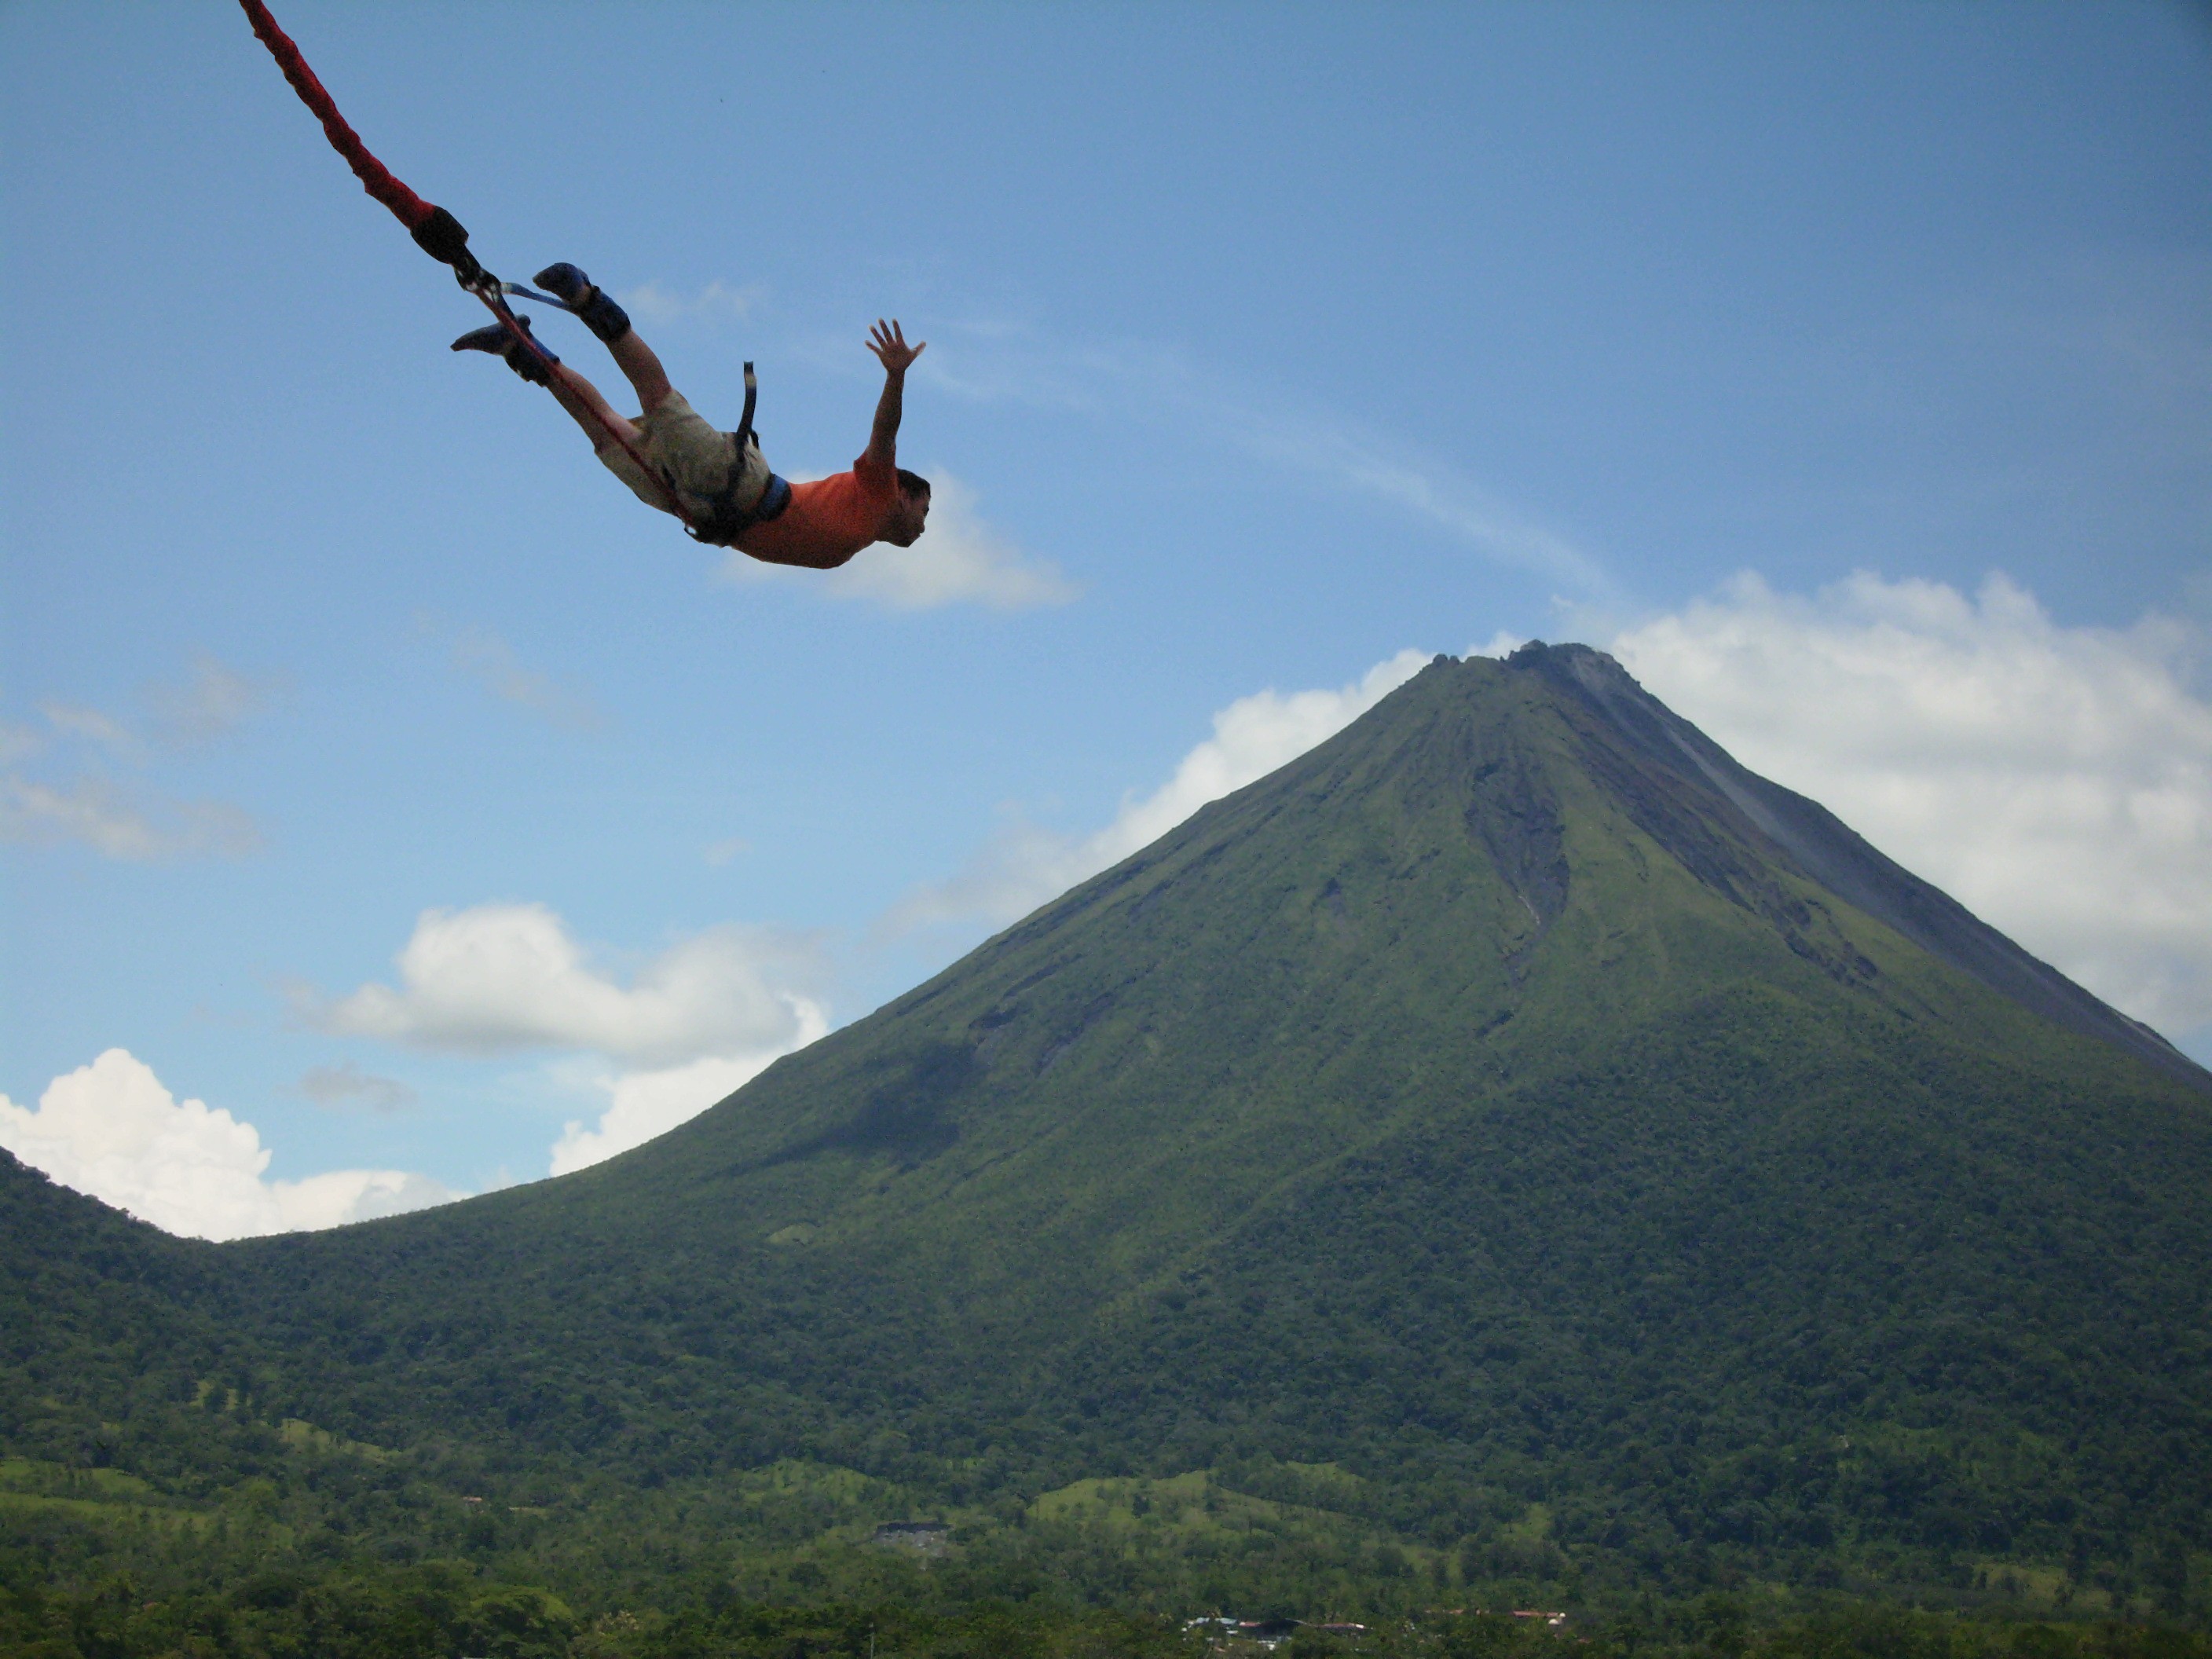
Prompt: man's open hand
<box><xmin>868</xmin><ymin>319</ymin><xmax>925</xmax><ymax>377</ymax></box>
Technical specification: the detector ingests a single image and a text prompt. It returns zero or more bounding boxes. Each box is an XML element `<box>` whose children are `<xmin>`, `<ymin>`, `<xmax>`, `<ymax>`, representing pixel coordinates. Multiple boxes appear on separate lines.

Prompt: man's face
<box><xmin>884</xmin><ymin>489</ymin><xmax>930</xmax><ymax>548</ymax></box>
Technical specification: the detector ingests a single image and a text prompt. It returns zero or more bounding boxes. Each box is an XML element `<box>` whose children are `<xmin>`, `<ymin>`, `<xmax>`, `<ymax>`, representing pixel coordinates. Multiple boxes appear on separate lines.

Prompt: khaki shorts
<box><xmin>596</xmin><ymin>390</ymin><xmax>771</xmax><ymax>523</ymax></box>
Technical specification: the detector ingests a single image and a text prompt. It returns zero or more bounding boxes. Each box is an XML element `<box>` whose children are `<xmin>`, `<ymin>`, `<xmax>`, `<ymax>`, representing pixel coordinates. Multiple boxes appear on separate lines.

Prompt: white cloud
<box><xmin>304</xmin><ymin>903</ymin><xmax>831</xmax><ymax>1175</ymax></box>
<box><xmin>0</xmin><ymin>1049</ymin><xmax>456</xmax><ymax>1241</ymax></box>
<box><xmin>549</xmin><ymin>1002</ymin><xmax>830</xmax><ymax>1177</ymax></box>
<box><xmin>307</xmin><ymin>903</ymin><xmax>819</xmax><ymax>1068</ymax></box>
<box><xmin>720</xmin><ymin>471</ymin><xmax>1076</xmax><ymax>612</ymax></box>
<box><xmin>1613</xmin><ymin>571</ymin><xmax>2212</xmax><ymax>1035</ymax></box>
<box><xmin>889</xmin><ymin>648</ymin><xmax>1430</xmax><ymax>932</ymax></box>
<box><xmin>0</xmin><ymin>775</ymin><xmax>261</xmax><ymax>861</ymax></box>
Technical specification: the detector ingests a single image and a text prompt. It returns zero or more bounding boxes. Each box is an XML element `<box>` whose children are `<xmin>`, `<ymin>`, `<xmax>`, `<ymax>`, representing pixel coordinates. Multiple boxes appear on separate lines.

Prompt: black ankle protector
<box><xmin>578</xmin><ymin>289</ymin><xmax>632</xmax><ymax>346</ymax></box>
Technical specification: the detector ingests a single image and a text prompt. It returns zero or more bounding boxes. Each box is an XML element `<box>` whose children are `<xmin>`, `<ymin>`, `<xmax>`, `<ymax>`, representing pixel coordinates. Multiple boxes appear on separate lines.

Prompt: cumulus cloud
<box><xmin>889</xmin><ymin>648</ymin><xmax>1430</xmax><ymax>932</ymax></box>
<box><xmin>306</xmin><ymin>903</ymin><xmax>819</xmax><ymax>1069</ymax></box>
<box><xmin>720</xmin><ymin>472</ymin><xmax>1076</xmax><ymax>612</ymax></box>
<box><xmin>294</xmin><ymin>1061</ymin><xmax>417</xmax><ymax>1114</ymax></box>
<box><xmin>0</xmin><ymin>1049</ymin><xmax>456</xmax><ymax>1241</ymax></box>
<box><xmin>0</xmin><ymin>776</ymin><xmax>261</xmax><ymax>861</ymax></box>
<box><xmin>302</xmin><ymin>903</ymin><xmax>830</xmax><ymax>1176</ymax></box>
<box><xmin>549</xmin><ymin>1004</ymin><xmax>830</xmax><ymax>1177</ymax></box>
<box><xmin>1613</xmin><ymin>571</ymin><xmax>2212</xmax><ymax>1035</ymax></box>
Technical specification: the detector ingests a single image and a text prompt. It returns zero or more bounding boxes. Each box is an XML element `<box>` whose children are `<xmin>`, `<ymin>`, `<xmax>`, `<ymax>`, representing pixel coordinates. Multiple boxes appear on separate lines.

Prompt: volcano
<box><xmin>9</xmin><ymin>645</ymin><xmax>2211</xmax><ymax>1600</ymax></box>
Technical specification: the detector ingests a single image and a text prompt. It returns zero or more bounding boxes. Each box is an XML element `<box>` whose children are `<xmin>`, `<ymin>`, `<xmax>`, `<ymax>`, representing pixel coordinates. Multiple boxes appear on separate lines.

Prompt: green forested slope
<box><xmin>0</xmin><ymin>1148</ymin><xmax>263</xmax><ymax>1488</ymax></box>
<box><xmin>8</xmin><ymin>647</ymin><xmax>2212</xmax><ymax>1628</ymax></box>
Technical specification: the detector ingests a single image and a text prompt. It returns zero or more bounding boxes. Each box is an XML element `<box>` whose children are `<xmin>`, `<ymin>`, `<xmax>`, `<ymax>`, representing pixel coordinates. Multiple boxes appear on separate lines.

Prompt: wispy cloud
<box><xmin>619</xmin><ymin>278</ymin><xmax>766</xmax><ymax>329</ymax></box>
<box><xmin>418</xmin><ymin>616</ymin><xmax>609</xmax><ymax>732</ymax></box>
<box><xmin>2</xmin><ymin>656</ymin><xmax>276</xmax><ymax>861</ymax></box>
<box><xmin>146</xmin><ymin>655</ymin><xmax>287</xmax><ymax>745</ymax></box>
<box><xmin>293</xmin><ymin>1061</ymin><xmax>418</xmax><ymax>1114</ymax></box>
<box><xmin>451</xmin><ymin>628</ymin><xmax>609</xmax><ymax>732</ymax></box>
<box><xmin>0</xmin><ymin>721</ymin><xmax>40</xmax><ymax>765</ymax></box>
<box><xmin>917</xmin><ymin>322</ymin><xmax>1620</xmax><ymax>601</ymax></box>
<box><xmin>38</xmin><ymin>701</ymin><xmax>137</xmax><ymax>753</ymax></box>
<box><xmin>0</xmin><ymin>775</ymin><xmax>261</xmax><ymax>861</ymax></box>
<box><xmin>32</xmin><ymin>656</ymin><xmax>285</xmax><ymax>756</ymax></box>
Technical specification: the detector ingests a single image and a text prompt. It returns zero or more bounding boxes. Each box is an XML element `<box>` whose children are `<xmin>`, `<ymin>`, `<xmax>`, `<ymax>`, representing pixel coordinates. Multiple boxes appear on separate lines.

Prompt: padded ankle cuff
<box><xmin>511</xmin><ymin>346</ymin><xmax>557</xmax><ymax>386</ymax></box>
<box><xmin>505</xmin><ymin>316</ymin><xmax>558</xmax><ymax>385</ymax></box>
<box><xmin>578</xmin><ymin>289</ymin><xmax>632</xmax><ymax>345</ymax></box>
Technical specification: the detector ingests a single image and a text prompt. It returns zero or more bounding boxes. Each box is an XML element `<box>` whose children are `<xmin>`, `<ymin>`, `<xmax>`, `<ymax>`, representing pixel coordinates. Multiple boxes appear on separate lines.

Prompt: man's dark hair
<box><xmin>896</xmin><ymin>468</ymin><xmax>931</xmax><ymax>500</ymax></box>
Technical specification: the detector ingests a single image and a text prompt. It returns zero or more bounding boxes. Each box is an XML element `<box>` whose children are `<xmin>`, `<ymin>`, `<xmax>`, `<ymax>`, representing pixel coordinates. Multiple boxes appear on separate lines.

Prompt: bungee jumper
<box><xmin>456</xmin><ymin>278</ymin><xmax>929</xmax><ymax>565</ymax></box>
<box><xmin>236</xmin><ymin>0</ymin><xmax>929</xmax><ymax>568</ymax></box>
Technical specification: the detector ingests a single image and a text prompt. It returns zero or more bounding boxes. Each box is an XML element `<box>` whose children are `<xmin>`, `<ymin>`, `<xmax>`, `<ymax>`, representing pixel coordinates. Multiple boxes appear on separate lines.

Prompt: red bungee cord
<box><xmin>235</xmin><ymin>0</ymin><xmax>694</xmax><ymax>527</ymax></box>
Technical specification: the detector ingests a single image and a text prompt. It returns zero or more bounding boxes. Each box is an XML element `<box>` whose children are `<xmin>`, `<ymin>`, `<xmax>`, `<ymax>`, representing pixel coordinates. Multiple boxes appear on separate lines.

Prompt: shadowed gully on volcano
<box><xmin>8</xmin><ymin>646</ymin><xmax>2211</xmax><ymax>1601</ymax></box>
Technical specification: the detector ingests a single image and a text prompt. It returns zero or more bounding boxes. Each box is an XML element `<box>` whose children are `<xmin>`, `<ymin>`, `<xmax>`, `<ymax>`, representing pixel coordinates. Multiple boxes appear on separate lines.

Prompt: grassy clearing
<box><xmin>0</xmin><ymin>1457</ymin><xmax>207</xmax><ymax>1530</ymax></box>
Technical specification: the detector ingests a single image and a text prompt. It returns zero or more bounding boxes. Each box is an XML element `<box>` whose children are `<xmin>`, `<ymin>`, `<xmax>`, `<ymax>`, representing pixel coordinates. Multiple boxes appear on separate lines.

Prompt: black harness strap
<box><xmin>686</xmin><ymin>361</ymin><xmax>791</xmax><ymax>545</ymax></box>
<box><xmin>734</xmin><ymin>360</ymin><xmax>758</xmax><ymax>455</ymax></box>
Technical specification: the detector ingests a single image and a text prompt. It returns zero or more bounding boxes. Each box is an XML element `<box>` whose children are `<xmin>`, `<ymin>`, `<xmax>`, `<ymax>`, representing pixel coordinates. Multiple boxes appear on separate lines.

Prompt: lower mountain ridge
<box><xmin>7</xmin><ymin>645</ymin><xmax>2211</xmax><ymax>1626</ymax></box>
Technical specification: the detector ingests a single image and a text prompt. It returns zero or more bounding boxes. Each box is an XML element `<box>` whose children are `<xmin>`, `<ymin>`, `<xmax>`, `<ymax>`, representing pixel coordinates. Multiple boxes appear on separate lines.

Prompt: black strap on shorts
<box><xmin>684</xmin><ymin>361</ymin><xmax>791</xmax><ymax>544</ymax></box>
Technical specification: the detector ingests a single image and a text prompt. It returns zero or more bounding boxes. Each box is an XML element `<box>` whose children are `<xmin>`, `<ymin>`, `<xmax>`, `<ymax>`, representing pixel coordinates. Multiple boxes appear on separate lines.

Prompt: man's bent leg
<box><xmin>547</xmin><ymin>363</ymin><xmax>642</xmax><ymax>456</ymax></box>
<box><xmin>531</xmin><ymin>263</ymin><xmax>672</xmax><ymax>412</ymax></box>
<box><xmin>606</xmin><ymin>331</ymin><xmax>675</xmax><ymax>416</ymax></box>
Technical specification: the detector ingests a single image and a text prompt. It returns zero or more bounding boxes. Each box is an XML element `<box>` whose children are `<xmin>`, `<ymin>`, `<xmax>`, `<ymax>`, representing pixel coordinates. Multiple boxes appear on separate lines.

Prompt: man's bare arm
<box><xmin>864</xmin><ymin>318</ymin><xmax>925</xmax><ymax>470</ymax></box>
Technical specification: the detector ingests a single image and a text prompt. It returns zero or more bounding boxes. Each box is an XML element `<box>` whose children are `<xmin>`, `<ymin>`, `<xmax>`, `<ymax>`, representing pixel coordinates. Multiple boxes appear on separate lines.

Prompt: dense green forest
<box><xmin>7</xmin><ymin>650</ymin><xmax>2210</xmax><ymax>1654</ymax></box>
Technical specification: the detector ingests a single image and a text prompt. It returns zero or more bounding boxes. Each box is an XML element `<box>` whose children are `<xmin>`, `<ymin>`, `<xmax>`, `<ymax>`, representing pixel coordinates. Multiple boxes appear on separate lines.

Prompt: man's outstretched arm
<box><xmin>863</xmin><ymin>318</ymin><xmax>925</xmax><ymax>471</ymax></box>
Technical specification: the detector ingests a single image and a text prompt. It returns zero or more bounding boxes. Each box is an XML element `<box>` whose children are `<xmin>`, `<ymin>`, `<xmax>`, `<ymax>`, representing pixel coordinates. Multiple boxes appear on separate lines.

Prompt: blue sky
<box><xmin>4</xmin><ymin>2</ymin><xmax>2210</xmax><ymax>1236</ymax></box>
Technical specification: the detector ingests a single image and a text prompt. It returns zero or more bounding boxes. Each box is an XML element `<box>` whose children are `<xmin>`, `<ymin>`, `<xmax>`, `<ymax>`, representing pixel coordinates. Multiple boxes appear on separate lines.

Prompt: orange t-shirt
<box><xmin>735</xmin><ymin>449</ymin><xmax>898</xmax><ymax>569</ymax></box>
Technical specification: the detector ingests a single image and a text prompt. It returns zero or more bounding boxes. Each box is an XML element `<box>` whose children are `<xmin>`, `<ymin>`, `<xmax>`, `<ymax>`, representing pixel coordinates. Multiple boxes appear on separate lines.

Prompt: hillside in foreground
<box><xmin>5</xmin><ymin>646</ymin><xmax>2210</xmax><ymax>1635</ymax></box>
